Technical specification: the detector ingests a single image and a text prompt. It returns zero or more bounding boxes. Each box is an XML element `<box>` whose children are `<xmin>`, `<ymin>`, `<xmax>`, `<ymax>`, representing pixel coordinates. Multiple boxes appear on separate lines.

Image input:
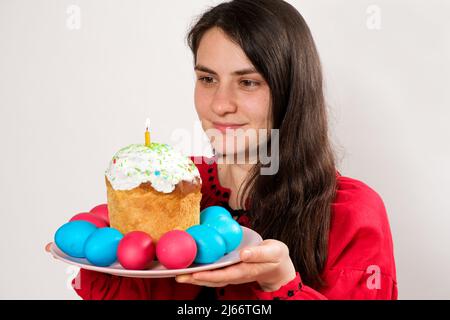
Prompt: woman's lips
<box><xmin>212</xmin><ymin>122</ymin><xmax>246</xmax><ymax>133</ymax></box>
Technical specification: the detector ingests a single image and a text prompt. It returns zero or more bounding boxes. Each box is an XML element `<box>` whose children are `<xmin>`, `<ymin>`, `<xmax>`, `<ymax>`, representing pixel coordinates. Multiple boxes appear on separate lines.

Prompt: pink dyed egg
<box><xmin>89</xmin><ymin>204</ymin><xmax>109</xmax><ymax>225</ymax></box>
<box><xmin>117</xmin><ymin>231</ymin><xmax>155</xmax><ymax>270</ymax></box>
<box><xmin>156</xmin><ymin>230</ymin><xmax>197</xmax><ymax>269</ymax></box>
<box><xmin>69</xmin><ymin>212</ymin><xmax>109</xmax><ymax>228</ymax></box>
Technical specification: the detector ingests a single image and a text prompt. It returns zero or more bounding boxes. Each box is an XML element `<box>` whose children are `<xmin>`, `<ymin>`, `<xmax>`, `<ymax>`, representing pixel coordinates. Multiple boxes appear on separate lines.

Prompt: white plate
<box><xmin>50</xmin><ymin>226</ymin><xmax>262</xmax><ymax>278</ymax></box>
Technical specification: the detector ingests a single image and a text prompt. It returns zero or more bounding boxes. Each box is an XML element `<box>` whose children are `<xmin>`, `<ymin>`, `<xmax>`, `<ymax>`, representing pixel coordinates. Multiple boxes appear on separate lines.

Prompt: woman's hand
<box><xmin>175</xmin><ymin>239</ymin><xmax>297</xmax><ymax>292</ymax></box>
<box><xmin>45</xmin><ymin>242</ymin><xmax>57</xmax><ymax>260</ymax></box>
<box><xmin>45</xmin><ymin>242</ymin><xmax>52</xmax><ymax>253</ymax></box>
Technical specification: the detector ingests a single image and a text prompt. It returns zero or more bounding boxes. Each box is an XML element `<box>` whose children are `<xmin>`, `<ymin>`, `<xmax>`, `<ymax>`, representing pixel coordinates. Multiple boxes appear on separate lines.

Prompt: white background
<box><xmin>0</xmin><ymin>0</ymin><xmax>449</xmax><ymax>299</ymax></box>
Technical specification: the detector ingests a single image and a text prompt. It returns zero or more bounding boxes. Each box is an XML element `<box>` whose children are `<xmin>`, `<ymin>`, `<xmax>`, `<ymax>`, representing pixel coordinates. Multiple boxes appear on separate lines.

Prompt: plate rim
<box><xmin>50</xmin><ymin>226</ymin><xmax>262</xmax><ymax>278</ymax></box>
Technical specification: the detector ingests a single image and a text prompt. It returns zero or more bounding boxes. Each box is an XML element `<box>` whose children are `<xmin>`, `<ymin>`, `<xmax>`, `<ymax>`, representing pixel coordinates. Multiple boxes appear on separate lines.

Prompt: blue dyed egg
<box><xmin>204</xmin><ymin>216</ymin><xmax>243</xmax><ymax>253</ymax></box>
<box><xmin>84</xmin><ymin>227</ymin><xmax>123</xmax><ymax>267</ymax></box>
<box><xmin>186</xmin><ymin>225</ymin><xmax>226</xmax><ymax>264</ymax></box>
<box><xmin>54</xmin><ymin>220</ymin><xmax>97</xmax><ymax>258</ymax></box>
<box><xmin>200</xmin><ymin>206</ymin><xmax>232</xmax><ymax>224</ymax></box>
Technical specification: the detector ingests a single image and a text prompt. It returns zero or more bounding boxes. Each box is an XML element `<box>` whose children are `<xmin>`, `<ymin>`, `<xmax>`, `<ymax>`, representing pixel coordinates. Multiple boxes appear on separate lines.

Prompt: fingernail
<box><xmin>177</xmin><ymin>275</ymin><xmax>190</xmax><ymax>283</ymax></box>
<box><xmin>242</xmin><ymin>250</ymin><xmax>252</xmax><ymax>260</ymax></box>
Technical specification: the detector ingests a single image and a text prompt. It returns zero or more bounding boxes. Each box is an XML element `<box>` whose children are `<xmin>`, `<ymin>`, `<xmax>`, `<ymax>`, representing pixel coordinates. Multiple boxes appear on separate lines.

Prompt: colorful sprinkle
<box><xmin>105</xmin><ymin>143</ymin><xmax>201</xmax><ymax>193</ymax></box>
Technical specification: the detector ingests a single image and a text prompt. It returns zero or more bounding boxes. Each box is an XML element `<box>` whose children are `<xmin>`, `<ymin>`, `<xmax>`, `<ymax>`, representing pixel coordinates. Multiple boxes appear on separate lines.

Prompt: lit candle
<box><xmin>145</xmin><ymin>118</ymin><xmax>151</xmax><ymax>147</ymax></box>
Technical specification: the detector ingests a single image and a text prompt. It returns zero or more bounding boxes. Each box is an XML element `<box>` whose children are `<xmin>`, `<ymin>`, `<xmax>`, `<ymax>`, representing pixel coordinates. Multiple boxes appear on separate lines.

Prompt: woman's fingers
<box><xmin>179</xmin><ymin>240</ymin><xmax>287</xmax><ymax>285</ymax></box>
<box><xmin>187</xmin><ymin>261</ymin><xmax>274</xmax><ymax>286</ymax></box>
<box><xmin>175</xmin><ymin>239</ymin><xmax>292</xmax><ymax>288</ymax></box>
<box><xmin>45</xmin><ymin>242</ymin><xmax>52</xmax><ymax>252</ymax></box>
<box><xmin>191</xmin><ymin>263</ymin><xmax>253</xmax><ymax>284</ymax></box>
<box><xmin>239</xmin><ymin>239</ymin><xmax>287</xmax><ymax>263</ymax></box>
<box><xmin>181</xmin><ymin>279</ymin><xmax>228</xmax><ymax>287</ymax></box>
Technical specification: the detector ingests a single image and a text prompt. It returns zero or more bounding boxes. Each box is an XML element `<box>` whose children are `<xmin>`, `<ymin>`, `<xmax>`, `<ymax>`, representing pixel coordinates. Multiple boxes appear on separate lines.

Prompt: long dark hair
<box><xmin>187</xmin><ymin>0</ymin><xmax>337</xmax><ymax>288</ymax></box>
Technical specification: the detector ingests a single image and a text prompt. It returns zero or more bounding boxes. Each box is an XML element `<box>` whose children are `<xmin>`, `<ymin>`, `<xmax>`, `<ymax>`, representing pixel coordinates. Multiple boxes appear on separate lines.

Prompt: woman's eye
<box><xmin>198</xmin><ymin>76</ymin><xmax>216</xmax><ymax>85</ymax></box>
<box><xmin>240</xmin><ymin>80</ymin><xmax>260</xmax><ymax>87</ymax></box>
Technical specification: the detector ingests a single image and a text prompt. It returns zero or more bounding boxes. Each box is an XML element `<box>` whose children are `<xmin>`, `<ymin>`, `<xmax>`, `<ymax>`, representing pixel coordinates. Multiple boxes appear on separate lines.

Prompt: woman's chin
<box><xmin>213</xmin><ymin>147</ymin><xmax>254</xmax><ymax>163</ymax></box>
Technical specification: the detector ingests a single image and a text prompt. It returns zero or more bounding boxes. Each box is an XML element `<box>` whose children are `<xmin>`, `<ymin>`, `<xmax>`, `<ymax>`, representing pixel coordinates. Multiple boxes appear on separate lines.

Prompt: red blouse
<box><xmin>72</xmin><ymin>156</ymin><xmax>398</xmax><ymax>300</ymax></box>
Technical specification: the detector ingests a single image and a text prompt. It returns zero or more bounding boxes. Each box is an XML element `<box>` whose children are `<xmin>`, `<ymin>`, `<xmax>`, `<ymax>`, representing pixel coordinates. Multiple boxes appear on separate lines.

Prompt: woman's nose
<box><xmin>210</xmin><ymin>84</ymin><xmax>237</xmax><ymax>116</ymax></box>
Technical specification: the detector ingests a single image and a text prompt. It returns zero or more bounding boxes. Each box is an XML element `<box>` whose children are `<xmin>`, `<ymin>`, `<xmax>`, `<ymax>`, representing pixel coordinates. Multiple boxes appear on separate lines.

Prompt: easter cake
<box><xmin>105</xmin><ymin>143</ymin><xmax>202</xmax><ymax>242</ymax></box>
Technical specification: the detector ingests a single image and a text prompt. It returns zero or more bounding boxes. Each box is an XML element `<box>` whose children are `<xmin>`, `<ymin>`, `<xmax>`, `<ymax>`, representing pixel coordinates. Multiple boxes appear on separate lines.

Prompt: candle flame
<box><xmin>145</xmin><ymin>118</ymin><xmax>150</xmax><ymax>131</ymax></box>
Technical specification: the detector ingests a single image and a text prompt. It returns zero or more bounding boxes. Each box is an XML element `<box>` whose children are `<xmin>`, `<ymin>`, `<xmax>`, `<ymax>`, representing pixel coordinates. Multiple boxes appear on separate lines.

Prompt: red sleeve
<box><xmin>251</xmin><ymin>272</ymin><xmax>327</xmax><ymax>300</ymax></box>
<box><xmin>72</xmin><ymin>269</ymin><xmax>202</xmax><ymax>300</ymax></box>
<box><xmin>250</xmin><ymin>269</ymin><xmax>396</xmax><ymax>300</ymax></box>
<box><xmin>250</xmin><ymin>176</ymin><xmax>398</xmax><ymax>300</ymax></box>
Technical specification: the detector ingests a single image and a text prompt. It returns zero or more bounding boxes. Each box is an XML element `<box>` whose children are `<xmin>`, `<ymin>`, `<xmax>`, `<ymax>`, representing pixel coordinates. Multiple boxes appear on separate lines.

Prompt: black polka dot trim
<box><xmin>211</xmin><ymin>184</ymin><xmax>216</xmax><ymax>190</ymax></box>
<box><xmin>251</xmin><ymin>272</ymin><xmax>302</xmax><ymax>300</ymax></box>
<box><xmin>207</xmin><ymin>168</ymin><xmax>213</xmax><ymax>174</ymax></box>
<box><xmin>223</xmin><ymin>192</ymin><xmax>230</xmax><ymax>198</ymax></box>
<box><xmin>208</xmin><ymin>176</ymin><xmax>214</xmax><ymax>182</ymax></box>
<box><xmin>215</xmin><ymin>190</ymin><xmax>221</xmax><ymax>196</ymax></box>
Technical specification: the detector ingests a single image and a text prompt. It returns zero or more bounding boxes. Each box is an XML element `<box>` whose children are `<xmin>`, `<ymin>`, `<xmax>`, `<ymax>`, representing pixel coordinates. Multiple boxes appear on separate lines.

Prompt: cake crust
<box><xmin>106</xmin><ymin>176</ymin><xmax>202</xmax><ymax>241</ymax></box>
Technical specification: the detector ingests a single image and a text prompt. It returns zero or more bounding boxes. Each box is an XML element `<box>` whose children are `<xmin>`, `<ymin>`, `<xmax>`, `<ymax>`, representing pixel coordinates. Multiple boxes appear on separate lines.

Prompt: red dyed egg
<box><xmin>89</xmin><ymin>204</ymin><xmax>109</xmax><ymax>225</ymax></box>
<box><xmin>117</xmin><ymin>231</ymin><xmax>155</xmax><ymax>270</ymax></box>
<box><xmin>156</xmin><ymin>230</ymin><xmax>197</xmax><ymax>269</ymax></box>
<box><xmin>69</xmin><ymin>212</ymin><xmax>109</xmax><ymax>228</ymax></box>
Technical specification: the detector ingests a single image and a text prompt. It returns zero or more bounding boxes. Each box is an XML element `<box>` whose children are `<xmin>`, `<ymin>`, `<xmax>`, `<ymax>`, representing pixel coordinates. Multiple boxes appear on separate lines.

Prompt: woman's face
<box><xmin>194</xmin><ymin>27</ymin><xmax>272</xmax><ymax>157</ymax></box>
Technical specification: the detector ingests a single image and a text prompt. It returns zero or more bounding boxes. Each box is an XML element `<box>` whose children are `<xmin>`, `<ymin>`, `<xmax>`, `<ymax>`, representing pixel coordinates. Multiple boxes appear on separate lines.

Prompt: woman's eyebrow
<box><xmin>194</xmin><ymin>64</ymin><xmax>258</xmax><ymax>76</ymax></box>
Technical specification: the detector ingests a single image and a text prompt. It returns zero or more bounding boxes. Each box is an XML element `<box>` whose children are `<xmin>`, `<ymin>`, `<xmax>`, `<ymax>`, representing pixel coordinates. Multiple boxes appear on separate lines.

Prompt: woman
<box><xmin>48</xmin><ymin>0</ymin><xmax>397</xmax><ymax>300</ymax></box>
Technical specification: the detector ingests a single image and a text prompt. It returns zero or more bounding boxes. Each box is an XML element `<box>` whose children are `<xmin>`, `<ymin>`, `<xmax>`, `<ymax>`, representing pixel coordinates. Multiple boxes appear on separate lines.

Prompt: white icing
<box><xmin>105</xmin><ymin>143</ymin><xmax>201</xmax><ymax>193</ymax></box>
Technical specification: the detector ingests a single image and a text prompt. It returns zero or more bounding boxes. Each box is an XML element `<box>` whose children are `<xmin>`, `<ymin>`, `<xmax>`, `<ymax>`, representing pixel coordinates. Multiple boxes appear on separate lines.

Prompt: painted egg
<box><xmin>156</xmin><ymin>230</ymin><xmax>197</xmax><ymax>269</ymax></box>
<box><xmin>203</xmin><ymin>215</ymin><xmax>243</xmax><ymax>253</ymax></box>
<box><xmin>200</xmin><ymin>206</ymin><xmax>232</xmax><ymax>224</ymax></box>
<box><xmin>186</xmin><ymin>225</ymin><xmax>226</xmax><ymax>264</ymax></box>
<box><xmin>89</xmin><ymin>204</ymin><xmax>110</xmax><ymax>225</ymax></box>
<box><xmin>54</xmin><ymin>220</ymin><xmax>97</xmax><ymax>258</ymax></box>
<box><xmin>69</xmin><ymin>212</ymin><xmax>109</xmax><ymax>228</ymax></box>
<box><xmin>118</xmin><ymin>231</ymin><xmax>155</xmax><ymax>270</ymax></box>
<box><xmin>84</xmin><ymin>227</ymin><xmax>123</xmax><ymax>267</ymax></box>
